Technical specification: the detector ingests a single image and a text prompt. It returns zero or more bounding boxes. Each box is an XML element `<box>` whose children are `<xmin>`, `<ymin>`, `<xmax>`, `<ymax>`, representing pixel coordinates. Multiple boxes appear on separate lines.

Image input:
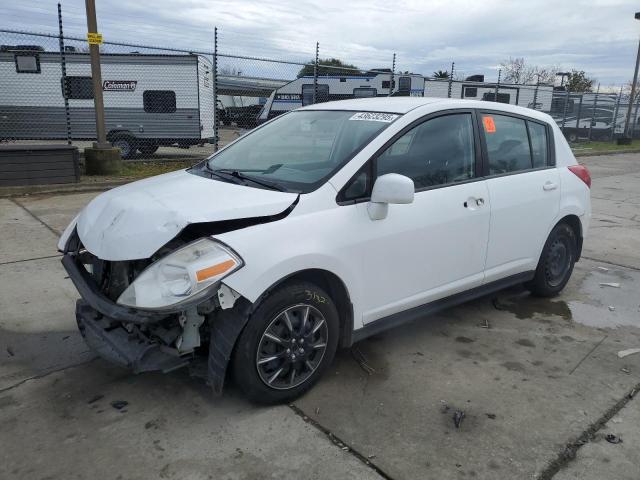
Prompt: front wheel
<box><xmin>232</xmin><ymin>281</ymin><xmax>339</xmax><ymax>404</ymax></box>
<box><xmin>527</xmin><ymin>223</ymin><xmax>577</xmax><ymax>297</ymax></box>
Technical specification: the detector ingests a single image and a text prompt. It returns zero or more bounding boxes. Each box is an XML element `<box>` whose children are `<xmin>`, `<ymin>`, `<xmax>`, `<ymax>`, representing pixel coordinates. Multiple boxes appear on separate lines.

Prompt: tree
<box><xmin>297</xmin><ymin>58</ymin><xmax>362</xmax><ymax>78</ymax></box>
<box><xmin>433</xmin><ymin>70</ymin><xmax>450</xmax><ymax>79</ymax></box>
<box><xmin>220</xmin><ymin>65</ymin><xmax>242</xmax><ymax>76</ymax></box>
<box><xmin>565</xmin><ymin>70</ymin><xmax>595</xmax><ymax>93</ymax></box>
<box><xmin>500</xmin><ymin>57</ymin><xmax>559</xmax><ymax>85</ymax></box>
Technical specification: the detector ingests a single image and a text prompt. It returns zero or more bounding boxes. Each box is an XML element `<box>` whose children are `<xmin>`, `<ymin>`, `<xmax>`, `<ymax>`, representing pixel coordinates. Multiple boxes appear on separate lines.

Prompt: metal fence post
<box><xmin>57</xmin><ymin>3</ymin><xmax>71</xmax><ymax>146</ymax></box>
<box><xmin>494</xmin><ymin>69</ymin><xmax>501</xmax><ymax>102</ymax></box>
<box><xmin>313</xmin><ymin>41</ymin><xmax>319</xmax><ymax>104</ymax></box>
<box><xmin>611</xmin><ymin>86</ymin><xmax>623</xmax><ymax>142</ymax></box>
<box><xmin>588</xmin><ymin>83</ymin><xmax>600</xmax><ymax>142</ymax></box>
<box><xmin>532</xmin><ymin>74</ymin><xmax>539</xmax><ymax>110</ymax></box>
<box><xmin>561</xmin><ymin>89</ymin><xmax>570</xmax><ymax>132</ymax></box>
<box><xmin>212</xmin><ymin>27</ymin><xmax>218</xmax><ymax>152</ymax></box>
<box><xmin>388</xmin><ymin>53</ymin><xmax>396</xmax><ymax>96</ymax></box>
<box><xmin>447</xmin><ymin>61</ymin><xmax>455</xmax><ymax>98</ymax></box>
<box><xmin>633</xmin><ymin>92</ymin><xmax>640</xmax><ymax>139</ymax></box>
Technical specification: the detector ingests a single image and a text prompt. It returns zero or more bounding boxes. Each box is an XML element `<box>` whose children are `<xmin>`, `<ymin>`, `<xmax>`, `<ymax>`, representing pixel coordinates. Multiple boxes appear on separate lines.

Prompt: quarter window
<box><xmin>377</xmin><ymin>113</ymin><xmax>476</xmax><ymax>189</ymax></box>
<box><xmin>481</xmin><ymin>114</ymin><xmax>532</xmax><ymax>174</ymax></box>
<box><xmin>528</xmin><ymin>121</ymin><xmax>548</xmax><ymax>168</ymax></box>
<box><xmin>143</xmin><ymin>90</ymin><xmax>176</xmax><ymax>113</ymax></box>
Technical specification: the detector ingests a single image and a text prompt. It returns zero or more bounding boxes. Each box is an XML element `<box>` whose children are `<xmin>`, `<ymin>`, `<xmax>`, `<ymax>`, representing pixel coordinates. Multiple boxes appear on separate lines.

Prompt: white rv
<box><xmin>423</xmin><ymin>78</ymin><xmax>554</xmax><ymax>112</ymax></box>
<box><xmin>0</xmin><ymin>49</ymin><xmax>214</xmax><ymax>157</ymax></box>
<box><xmin>258</xmin><ymin>73</ymin><xmax>425</xmax><ymax>121</ymax></box>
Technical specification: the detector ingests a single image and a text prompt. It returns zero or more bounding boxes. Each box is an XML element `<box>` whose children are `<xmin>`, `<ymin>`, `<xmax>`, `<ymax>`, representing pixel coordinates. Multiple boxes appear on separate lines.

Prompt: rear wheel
<box><xmin>111</xmin><ymin>135</ymin><xmax>137</xmax><ymax>159</ymax></box>
<box><xmin>232</xmin><ymin>281</ymin><xmax>339</xmax><ymax>404</ymax></box>
<box><xmin>527</xmin><ymin>223</ymin><xmax>577</xmax><ymax>297</ymax></box>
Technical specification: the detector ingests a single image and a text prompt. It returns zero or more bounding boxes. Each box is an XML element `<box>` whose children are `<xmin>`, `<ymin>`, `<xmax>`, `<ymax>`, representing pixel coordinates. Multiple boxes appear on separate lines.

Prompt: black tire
<box><xmin>138</xmin><ymin>144</ymin><xmax>158</xmax><ymax>156</ymax></box>
<box><xmin>527</xmin><ymin>223</ymin><xmax>577</xmax><ymax>297</ymax></box>
<box><xmin>232</xmin><ymin>281</ymin><xmax>339</xmax><ymax>404</ymax></box>
<box><xmin>111</xmin><ymin>135</ymin><xmax>137</xmax><ymax>159</ymax></box>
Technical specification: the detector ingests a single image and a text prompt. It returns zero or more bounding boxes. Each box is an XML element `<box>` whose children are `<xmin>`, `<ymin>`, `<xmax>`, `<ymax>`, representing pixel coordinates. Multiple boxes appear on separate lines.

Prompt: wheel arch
<box><xmin>556</xmin><ymin>214</ymin><xmax>583</xmax><ymax>260</ymax></box>
<box><xmin>253</xmin><ymin>268</ymin><xmax>354</xmax><ymax>348</ymax></box>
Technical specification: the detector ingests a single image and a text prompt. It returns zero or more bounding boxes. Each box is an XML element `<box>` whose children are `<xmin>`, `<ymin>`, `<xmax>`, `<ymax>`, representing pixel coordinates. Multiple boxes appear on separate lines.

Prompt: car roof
<box><xmin>300</xmin><ymin>96</ymin><xmax>554</xmax><ymax>123</ymax></box>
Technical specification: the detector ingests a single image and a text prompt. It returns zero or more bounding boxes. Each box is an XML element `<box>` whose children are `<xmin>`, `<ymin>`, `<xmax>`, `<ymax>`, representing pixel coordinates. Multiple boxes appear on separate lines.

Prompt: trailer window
<box><xmin>143</xmin><ymin>90</ymin><xmax>176</xmax><ymax>113</ymax></box>
<box><xmin>15</xmin><ymin>54</ymin><xmax>40</xmax><ymax>73</ymax></box>
<box><xmin>62</xmin><ymin>76</ymin><xmax>94</xmax><ymax>99</ymax></box>
<box><xmin>353</xmin><ymin>88</ymin><xmax>377</xmax><ymax>98</ymax></box>
<box><xmin>302</xmin><ymin>84</ymin><xmax>329</xmax><ymax>106</ymax></box>
<box><xmin>482</xmin><ymin>92</ymin><xmax>511</xmax><ymax>103</ymax></box>
<box><xmin>464</xmin><ymin>87</ymin><xmax>477</xmax><ymax>98</ymax></box>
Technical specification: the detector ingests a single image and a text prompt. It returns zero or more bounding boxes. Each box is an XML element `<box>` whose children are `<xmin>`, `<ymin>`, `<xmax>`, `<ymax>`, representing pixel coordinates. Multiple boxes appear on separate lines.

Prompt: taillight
<box><xmin>568</xmin><ymin>165</ymin><xmax>591</xmax><ymax>188</ymax></box>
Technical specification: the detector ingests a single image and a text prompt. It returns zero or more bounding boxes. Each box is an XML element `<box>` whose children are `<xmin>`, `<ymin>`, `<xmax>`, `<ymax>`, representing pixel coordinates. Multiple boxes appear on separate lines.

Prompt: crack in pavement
<box><xmin>0</xmin><ymin>253</ymin><xmax>62</xmax><ymax>266</ymax></box>
<box><xmin>0</xmin><ymin>358</ymin><xmax>96</xmax><ymax>394</ymax></box>
<box><xmin>537</xmin><ymin>382</ymin><xmax>640</xmax><ymax>480</ymax></box>
<box><xmin>581</xmin><ymin>255</ymin><xmax>640</xmax><ymax>272</ymax></box>
<box><xmin>288</xmin><ymin>403</ymin><xmax>394</xmax><ymax>480</ymax></box>
<box><xmin>9</xmin><ymin>197</ymin><xmax>62</xmax><ymax>237</ymax></box>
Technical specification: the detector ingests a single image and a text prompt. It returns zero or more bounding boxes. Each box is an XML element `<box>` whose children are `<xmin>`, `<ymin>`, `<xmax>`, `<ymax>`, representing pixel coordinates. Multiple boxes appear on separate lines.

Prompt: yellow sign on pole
<box><xmin>87</xmin><ymin>32</ymin><xmax>103</xmax><ymax>45</ymax></box>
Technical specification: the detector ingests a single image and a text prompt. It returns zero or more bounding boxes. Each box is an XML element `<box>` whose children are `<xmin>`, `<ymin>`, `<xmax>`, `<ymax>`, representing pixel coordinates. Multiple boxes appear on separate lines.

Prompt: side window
<box><xmin>377</xmin><ymin>113</ymin><xmax>476</xmax><ymax>190</ymax></box>
<box><xmin>481</xmin><ymin>114</ymin><xmax>532</xmax><ymax>174</ymax></box>
<box><xmin>528</xmin><ymin>121</ymin><xmax>548</xmax><ymax>168</ymax></box>
<box><xmin>15</xmin><ymin>54</ymin><xmax>40</xmax><ymax>73</ymax></box>
<box><xmin>143</xmin><ymin>90</ymin><xmax>176</xmax><ymax>113</ymax></box>
<box><xmin>62</xmin><ymin>76</ymin><xmax>94</xmax><ymax>99</ymax></box>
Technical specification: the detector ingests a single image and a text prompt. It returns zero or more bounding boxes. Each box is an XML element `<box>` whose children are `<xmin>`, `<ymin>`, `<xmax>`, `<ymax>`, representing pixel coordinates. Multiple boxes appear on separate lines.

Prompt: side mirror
<box><xmin>367</xmin><ymin>173</ymin><xmax>414</xmax><ymax>220</ymax></box>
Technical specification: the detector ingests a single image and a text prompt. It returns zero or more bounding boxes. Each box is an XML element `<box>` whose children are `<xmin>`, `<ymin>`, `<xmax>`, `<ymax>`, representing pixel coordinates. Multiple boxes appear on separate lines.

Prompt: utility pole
<box><xmin>85</xmin><ymin>0</ymin><xmax>107</xmax><ymax>147</ymax></box>
<box><xmin>83</xmin><ymin>0</ymin><xmax>120</xmax><ymax>173</ymax></box>
<box><xmin>621</xmin><ymin>12</ymin><xmax>640</xmax><ymax>143</ymax></box>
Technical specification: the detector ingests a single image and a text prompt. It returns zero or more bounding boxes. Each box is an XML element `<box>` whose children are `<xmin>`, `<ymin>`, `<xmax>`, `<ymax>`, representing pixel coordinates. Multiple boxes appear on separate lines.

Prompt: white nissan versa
<box><xmin>59</xmin><ymin>97</ymin><xmax>591</xmax><ymax>403</ymax></box>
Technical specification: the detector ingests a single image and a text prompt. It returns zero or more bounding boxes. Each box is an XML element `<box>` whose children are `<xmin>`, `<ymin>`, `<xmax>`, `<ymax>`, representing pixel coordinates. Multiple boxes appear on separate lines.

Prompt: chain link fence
<box><xmin>1</xmin><ymin>25</ymin><xmax>638</xmax><ymax>166</ymax></box>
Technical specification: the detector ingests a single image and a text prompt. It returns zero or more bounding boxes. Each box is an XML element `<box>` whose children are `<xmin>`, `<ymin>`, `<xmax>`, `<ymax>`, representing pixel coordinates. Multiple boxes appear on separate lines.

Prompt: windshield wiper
<box><xmin>212</xmin><ymin>169</ymin><xmax>287</xmax><ymax>192</ymax></box>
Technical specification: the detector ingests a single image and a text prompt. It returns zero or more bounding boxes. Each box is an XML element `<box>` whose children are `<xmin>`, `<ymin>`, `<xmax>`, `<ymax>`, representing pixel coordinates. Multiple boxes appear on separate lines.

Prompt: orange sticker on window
<box><xmin>483</xmin><ymin>116</ymin><xmax>496</xmax><ymax>133</ymax></box>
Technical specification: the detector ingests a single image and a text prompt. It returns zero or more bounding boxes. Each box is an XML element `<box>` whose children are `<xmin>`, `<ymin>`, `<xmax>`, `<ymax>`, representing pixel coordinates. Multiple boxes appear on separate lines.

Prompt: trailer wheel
<box><xmin>567</xmin><ymin>132</ymin><xmax>578</xmax><ymax>143</ymax></box>
<box><xmin>138</xmin><ymin>144</ymin><xmax>159</xmax><ymax>157</ymax></box>
<box><xmin>112</xmin><ymin>135</ymin><xmax>137</xmax><ymax>159</ymax></box>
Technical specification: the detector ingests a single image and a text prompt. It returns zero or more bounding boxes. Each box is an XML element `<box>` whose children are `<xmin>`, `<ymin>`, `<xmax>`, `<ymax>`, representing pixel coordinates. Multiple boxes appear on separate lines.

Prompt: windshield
<box><xmin>206</xmin><ymin>110</ymin><xmax>399</xmax><ymax>192</ymax></box>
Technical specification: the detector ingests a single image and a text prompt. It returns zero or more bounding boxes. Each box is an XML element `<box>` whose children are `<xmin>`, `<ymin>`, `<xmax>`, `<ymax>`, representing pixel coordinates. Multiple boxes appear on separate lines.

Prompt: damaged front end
<box><xmin>62</xmin><ymin>228</ymin><xmax>250</xmax><ymax>394</ymax></box>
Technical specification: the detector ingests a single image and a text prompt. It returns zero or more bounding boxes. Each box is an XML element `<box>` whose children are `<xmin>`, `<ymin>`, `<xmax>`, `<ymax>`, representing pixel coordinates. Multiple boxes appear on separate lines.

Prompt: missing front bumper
<box><xmin>76</xmin><ymin>300</ymin><xmax>190</xmax><ymax>374</ymax></box>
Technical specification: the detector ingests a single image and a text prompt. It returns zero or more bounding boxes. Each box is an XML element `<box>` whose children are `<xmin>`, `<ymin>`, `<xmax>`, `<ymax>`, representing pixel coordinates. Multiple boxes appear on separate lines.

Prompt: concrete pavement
<box><xmin>1</xmin><ymin>153</ymin><xmax>639</xmax><ymax>479</ymax></box>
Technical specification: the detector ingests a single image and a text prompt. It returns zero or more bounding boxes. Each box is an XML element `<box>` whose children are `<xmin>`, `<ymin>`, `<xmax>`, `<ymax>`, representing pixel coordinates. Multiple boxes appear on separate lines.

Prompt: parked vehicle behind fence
<box><xmin>0</xmin><ymin>48</ymin><xmax>214</xmax><ymax>158</ymax></box>
<box><xmin>59</xmin><ymin>97</ymin><xmax>591</xmax><ymax>403</ymax></box>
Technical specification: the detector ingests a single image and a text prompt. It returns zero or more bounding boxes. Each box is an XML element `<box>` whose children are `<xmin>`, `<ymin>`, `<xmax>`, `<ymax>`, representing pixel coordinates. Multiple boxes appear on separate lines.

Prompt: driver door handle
<box><xmin>543</xmin><ymin>182</ymin><xmax>558</xmax><ymax>191</ymax></box>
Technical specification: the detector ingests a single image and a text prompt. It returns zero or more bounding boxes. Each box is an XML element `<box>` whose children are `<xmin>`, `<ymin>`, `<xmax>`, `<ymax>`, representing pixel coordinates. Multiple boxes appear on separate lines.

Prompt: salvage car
<box><xmin>59</xmin><ymin>97</ymin><xmax>591</xmax><ymax>403</ymax></box>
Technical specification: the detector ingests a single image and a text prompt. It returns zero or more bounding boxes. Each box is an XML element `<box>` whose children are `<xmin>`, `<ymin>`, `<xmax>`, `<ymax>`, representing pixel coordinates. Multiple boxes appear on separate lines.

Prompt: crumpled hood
<box><xmin>75</xmin><ymin>169</ymin><xmax>298</xmax><ymax>261</ymax></box>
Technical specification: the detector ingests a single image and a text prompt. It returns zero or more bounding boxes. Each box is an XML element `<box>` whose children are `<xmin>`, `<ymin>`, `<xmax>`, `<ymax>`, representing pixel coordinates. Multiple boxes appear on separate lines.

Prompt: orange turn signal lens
<box><xmin>195</xmin><ymin>259</ymin><xmax>236</xmax><ymax>282</ymax></box>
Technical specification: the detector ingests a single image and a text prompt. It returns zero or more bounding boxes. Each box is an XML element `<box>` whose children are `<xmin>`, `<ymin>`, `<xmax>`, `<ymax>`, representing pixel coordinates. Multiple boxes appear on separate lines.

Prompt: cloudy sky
<box><xmin>4</xmin><ymin>0</ymin><xmax>640</xmax><ymax>87</ymax></box>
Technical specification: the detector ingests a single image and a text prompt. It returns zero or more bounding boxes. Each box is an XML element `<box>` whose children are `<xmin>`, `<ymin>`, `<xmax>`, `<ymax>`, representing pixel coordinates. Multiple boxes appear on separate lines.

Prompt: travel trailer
<box><xmin>0</xmin><ymin>48</ymin><xmax>214</xmax><ymax>158</ymax></box>
<box><xmin>258</xmin><ymin>73</ymin><xmax>425</xmax><ymax>121</ymax></box>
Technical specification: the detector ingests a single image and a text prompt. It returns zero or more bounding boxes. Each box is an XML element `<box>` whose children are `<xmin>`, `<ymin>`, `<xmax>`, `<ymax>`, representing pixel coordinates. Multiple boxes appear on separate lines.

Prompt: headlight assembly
<box><xmin>117</xmin><ymin>238</ymin><xmax>243</xmax><ymax>310</ymax></box>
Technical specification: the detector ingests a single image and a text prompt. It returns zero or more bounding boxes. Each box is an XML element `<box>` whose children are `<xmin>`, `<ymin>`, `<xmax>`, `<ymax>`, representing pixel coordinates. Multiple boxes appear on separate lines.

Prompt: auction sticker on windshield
<box><xmin>349</xmin><ymin>112</ymin><xmax>399</xmax><ymax>122</ymax></box>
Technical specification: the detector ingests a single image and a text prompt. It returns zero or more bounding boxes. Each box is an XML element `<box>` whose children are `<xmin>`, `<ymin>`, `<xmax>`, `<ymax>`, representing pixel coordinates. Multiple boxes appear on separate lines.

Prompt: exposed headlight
<box><xmin>117</xmin><ymin>238</ymin><xmax>243</xmax><ymax>309</ymax></box>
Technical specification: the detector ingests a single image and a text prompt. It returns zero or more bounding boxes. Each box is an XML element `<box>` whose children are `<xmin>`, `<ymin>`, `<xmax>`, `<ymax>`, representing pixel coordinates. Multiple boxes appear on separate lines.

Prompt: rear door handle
<box><xmin>543</xmin><ymin>182</ymin><xmax>558</xmax><ymax>191</ymax></box>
